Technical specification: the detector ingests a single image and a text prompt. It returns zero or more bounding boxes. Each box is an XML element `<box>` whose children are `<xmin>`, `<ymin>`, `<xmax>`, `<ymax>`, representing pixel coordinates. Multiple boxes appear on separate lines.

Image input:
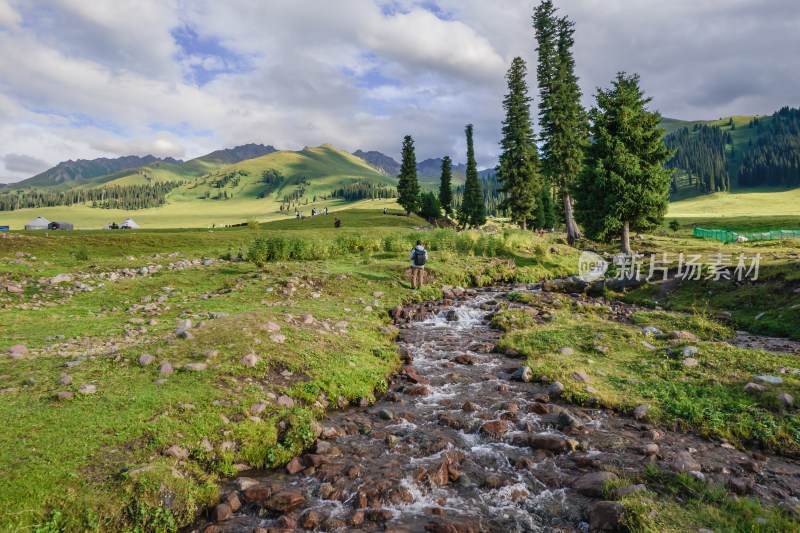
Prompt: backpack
<box><xmin>413</xmin><ymin>248</ymin><xmax>426</xmax><ymax>267</ymax></box>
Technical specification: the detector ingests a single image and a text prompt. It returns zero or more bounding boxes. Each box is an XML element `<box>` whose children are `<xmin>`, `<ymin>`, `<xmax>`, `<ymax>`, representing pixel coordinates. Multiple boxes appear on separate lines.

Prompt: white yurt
<box><xmin>24</xmin><ymin>216</ymin><xmax>50</xmax><ymax>230</ymax></box>
<box><xmin>120</xmin><ymin>218</ymin><xmax>140</xmax><ymax>229</ymax></box>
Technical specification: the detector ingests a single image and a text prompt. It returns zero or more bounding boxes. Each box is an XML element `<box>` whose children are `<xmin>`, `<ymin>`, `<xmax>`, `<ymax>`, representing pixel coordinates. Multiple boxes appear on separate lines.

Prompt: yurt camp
<box><xmin>24</xmin><ymin>216</ymin><xmax>50</xmax><ymax>230</ymax></box>
<box><xmin>120</xmin><ymin>218</ymin><xmax>140</xmax><ymax>229</ymax></box>
<box><xmin>48</xmin><ymin>221</ymin><xmax>73</xmax><ymax>230</ymax></box>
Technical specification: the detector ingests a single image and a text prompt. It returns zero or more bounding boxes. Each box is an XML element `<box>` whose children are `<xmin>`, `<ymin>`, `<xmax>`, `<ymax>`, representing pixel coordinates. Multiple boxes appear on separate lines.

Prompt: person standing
<box><xmin>409</xmin><ymin>240</ymin><xmax>427</xmax><ymax>289</ymax></box>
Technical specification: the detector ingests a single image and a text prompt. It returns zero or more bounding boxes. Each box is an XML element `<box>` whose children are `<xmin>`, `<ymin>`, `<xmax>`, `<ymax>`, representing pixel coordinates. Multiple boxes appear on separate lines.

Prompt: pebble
<box><xmin>277</xmin><ymin>395</ymin><xmax>294</xmax><ymax>408</ymax></box>
<box><xmin>241</xmin><ymin>353</ymin><xmax>259</xmax><ymax>367</ymax></box>
<box><xmin>138</xmin><ymin>354</ymin><xmax>154</xmax><ymax>366</ymax></box>
<box><xmin>546</xmin><ymin>381</ymin><xmax>564</xmax><ymax>397</ymax></box>
<box><xmin>77</xmin><ymin>384</ymin><xmax>96</xmax><ymax>395</ymax></box>
<box><xmin>570</xmin><ymin>371</ymin><xmax>591</xmax><ymax>383</ymax></box>
<box><xmin>777</xmin><ymin>392</ymin><xmax>794</xmax><ymax>406</ymax></box>
<box><xmin>682</xmin><ymin>346</ymin><xmax>699</xmax><ymax>357</ymax></box>
<box><xmin>754</xmin><ymin>375</ymin><xmax>782</xmax><ymax>384</ymax></box>
<box><xmin>633</xmin><ymin>404</ymin><xmax>650</xmax><ymax>420</ymax></box>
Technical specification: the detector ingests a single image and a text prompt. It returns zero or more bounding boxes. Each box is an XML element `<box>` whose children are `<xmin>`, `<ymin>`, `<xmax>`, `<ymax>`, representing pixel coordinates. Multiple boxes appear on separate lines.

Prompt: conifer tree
<box><xmin>532</xmin><ymin>185</ymin><xmax>556</xmax><ymax>229</ymax></box>
<box><xmin>438</xmin><ymin>156</ymin><xmax>454</xmax><ymax>216</ymax></box>
<box><xmin>457</xmin><ymin>124</ymin><xmax>486</xmax><ymax>228</ymax></box>
<box><xmin>574</xmin><ymin>72</ymin><xmax>675</xmax><ymax>255</ymax></box>
<box><xmin>496</xmin><ymin>57</ymin><xmax>541</xmax><ymax>230</ymax></box>
<box><xmin>419</xmin><ymin>191</ymin><xmax>442</xmax><ymax>221</ymax></box>
<box><xmin>396</xmin><ymin>135</ymin><xmax>420</xmax><ymax>216</ymax></box>
<box><xmin>533</xmin><ymin>0</ymin><xmax>587</xmax><ymax>243</ymax></box>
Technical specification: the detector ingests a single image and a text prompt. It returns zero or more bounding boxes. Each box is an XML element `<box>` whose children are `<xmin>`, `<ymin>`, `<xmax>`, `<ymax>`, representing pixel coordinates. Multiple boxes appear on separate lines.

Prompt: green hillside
<box><xmin>661</xmin><ymin>113</ymin><xmax>780</xmax><ymax>203</ymax></box>
<box><xmin>0</xmin><ymin>145</ymin><xmax>399</xmax><ymax>229</ymax></box>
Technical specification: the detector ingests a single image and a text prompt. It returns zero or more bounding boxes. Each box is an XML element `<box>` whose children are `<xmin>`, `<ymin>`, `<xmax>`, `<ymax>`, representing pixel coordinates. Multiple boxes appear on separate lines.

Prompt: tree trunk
<box><xmin>621</xmin><ymin>220</ymin><xmax>633</xmax><ymax>255</ymax></box>
<box><xmin>562</xmin><ymin>192</ymin><xmax>582</xmax><ymax>244</ymax></box>
<box><xmin>521</xmin><ymin>217</ymin><xmax>527</xmax><ymax>231</ymax></box>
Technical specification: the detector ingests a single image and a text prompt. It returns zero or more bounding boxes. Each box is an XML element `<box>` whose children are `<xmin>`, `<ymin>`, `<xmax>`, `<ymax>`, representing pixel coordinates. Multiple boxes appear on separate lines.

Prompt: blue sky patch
<box><xmin>171</xmin><ymin>25</ymin><xmax>252</xmax><ymax>87</ymax></box>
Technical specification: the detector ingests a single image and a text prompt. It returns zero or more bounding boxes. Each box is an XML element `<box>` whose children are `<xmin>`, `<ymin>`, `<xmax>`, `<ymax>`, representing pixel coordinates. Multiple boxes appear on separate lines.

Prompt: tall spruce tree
<box><xmin>439</xmin><ymin>155</ymin><xmax>454</xmax><ymax>216</ymax></box>
<box><xmin>457</xmin><ymin>124</ymin><xmax>487</xmax><ymax>228</ymax></box>
<box><xmin>496</xmin><ymin>57</ymin><xmax>541</xmax><ymax>231</ymax></box>
<box><xmin>532</xmin><ymin>185</ymin><xmax>556</xmax><ymax>229</ymax></box>
<box><xmin>533</xmin><ymin>0</ymin><xmax>588</xmax><ymax>243</ymax></box>
<box><xmin>574</xmin><ymin>72</ymin><xmax>675</xmax><ymax>255</ymax></box>
<box><xmin>396</xmin><ymin>135</ymin><xmax>420</xmax><ymax>216</ymax></box>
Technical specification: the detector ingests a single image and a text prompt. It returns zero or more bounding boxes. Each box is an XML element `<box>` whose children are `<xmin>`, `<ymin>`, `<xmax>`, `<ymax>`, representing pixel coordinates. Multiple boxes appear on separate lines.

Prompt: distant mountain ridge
<box><xmin>16</xmin><ymin>155</ymin><xmax>184</xmax><ymax>188</ymax></box>
<box><xmin>12</xmin><ymin>143</ymin><xmax>278</xmax><ymax>190</ymax></box>
<box><xmin>201</xmin><ymin>143</ymin><xmax>277</xmax><ymax>165</ymax></box>
<box><xmin>351</xmin><ymin>150</ymin><xmax>400</xmax><ymax>176</ymax></box>
<box><xmin>352</xmin><ymin>150</ymin><xmax>473</xmax><ymax>184</ymax></box>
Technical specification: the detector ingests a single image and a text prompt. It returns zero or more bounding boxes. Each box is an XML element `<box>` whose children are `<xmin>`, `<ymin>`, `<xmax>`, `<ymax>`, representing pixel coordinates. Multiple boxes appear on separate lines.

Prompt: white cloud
<box><xmin>91</xmin><ymin>138</ymin><xmax>186</xmax><ymax>159</ymax></box>
<box><xmin>0</xmin><ymin>0</ymin><xmax>798</xmax><ymax>183</ymax></box>
<box><xmin>2</xmin><ymin>153</ymin><xmax>51</xmax><ymax>174</ymax></box>
<box><xmin>0</xmin><ymin>0</ymin><xmax>20</xmax><ymax>28</ymax></box>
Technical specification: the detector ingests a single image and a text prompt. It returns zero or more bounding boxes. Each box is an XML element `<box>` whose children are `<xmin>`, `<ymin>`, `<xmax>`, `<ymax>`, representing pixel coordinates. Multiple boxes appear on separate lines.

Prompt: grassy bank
<box><xmin>0</xmin><ymin>211</ymin><xmax>577</xmax><ymax>531</ymax></box>
<box><xmin>496</xmin><ymin>297</ymin><xmax>800</xmax><ymax>452</ymax></box>
<box><xmin>617</xmin><ymin>222</ymin><xmax>800</xmax><ymax>340</ymax></box>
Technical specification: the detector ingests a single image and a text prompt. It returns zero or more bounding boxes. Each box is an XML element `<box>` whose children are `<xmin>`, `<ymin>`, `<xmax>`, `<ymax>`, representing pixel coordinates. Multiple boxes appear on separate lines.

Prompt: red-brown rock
<box><xmin>211</xmin><ymin>503</ymin><xmax>231</xmax><ymax>522</ymax></box>
<box><xmin>529</xmin><ymin>436</ymin><xmax>566</xmax><ymax>452</ymax></box>
<box><xmin>286</xmin><ymin>457</ymin><xmax>304</xmax><ymax>475</ymax></box>
<box><xmin>480</xmin><ymin>420</ymin><xmax>510</xmax><ymax>437</ymax></box>
<box><xmin>221</xmin><ymin>492</ymin><xmax>241</xmax><ymax>511</ymax></box>
<box><xmin>242</xmin><ymin>485</ymin><xmax>272</xmax><ymax>503</ymax></box>
<box><xmin>265</xmin><ymin>490</ymin><xmax>306</xmax><ymax>512</ymax></box>
<box><xmin>430</xmin><ymin>462</ymin><xmax>450</xmax><ymax>487</ymax></box>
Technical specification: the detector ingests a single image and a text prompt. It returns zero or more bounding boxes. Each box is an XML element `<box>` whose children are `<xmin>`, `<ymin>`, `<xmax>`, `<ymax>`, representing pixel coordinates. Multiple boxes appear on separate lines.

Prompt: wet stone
<box><xmin>480</xmin><ymin>420</ymin><xmax>509</xmax><ymax>437</ymax></box>
<box><xmin>573</xmin><ymin>472</ymin><xmax>619</xmax><ymax>497</ymax></box>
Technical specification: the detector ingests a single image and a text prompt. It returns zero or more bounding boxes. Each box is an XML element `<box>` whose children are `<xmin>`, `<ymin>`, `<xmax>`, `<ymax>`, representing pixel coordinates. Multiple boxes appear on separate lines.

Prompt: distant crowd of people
<box><xmin>295</xmin><ymin>207</ymin><xmax>328</xmax><ymax>219</ymax></box>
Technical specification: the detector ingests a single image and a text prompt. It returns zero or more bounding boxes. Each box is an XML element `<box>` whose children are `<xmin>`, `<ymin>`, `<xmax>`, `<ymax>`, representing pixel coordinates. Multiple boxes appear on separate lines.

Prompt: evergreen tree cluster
<box><xmin>328</xmin><ymin>181</ymin><xmax>397</xmax><ymax>201</ymax></box>
<box><xmin>0</xmin><ymin>181</ymin><xmax>184</xmax><ymax>211</ymax></box>
<box><xmin>663</xmin><ymin>125</ymin><xmax>731</xmax><ymax>192</ymax></box>
<box><xmin>739</xmin><ymin>107</ymin><xmax>800</xmax><ymax>188</ymax></box>
<box><xmin>210</xmin><ymin>168</ymin><xmax>250</xmax><ymax>189</ymax></box>
<box><xmin>419</xmin><ymin>191</ymin><xmax>442</xmax><ymax>221</ymax></box>
<box><xmin>258</xmin><ymin>168</ymin><xmax>285</xmax><ymax>198</ymax></box>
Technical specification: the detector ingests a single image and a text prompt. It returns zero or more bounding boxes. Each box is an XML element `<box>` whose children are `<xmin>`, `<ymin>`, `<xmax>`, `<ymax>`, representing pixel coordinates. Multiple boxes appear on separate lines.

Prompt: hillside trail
<box><xmin>193</xmin><ymin>287</ymin><xmax>800</xmax><ymax>533</ymax></box>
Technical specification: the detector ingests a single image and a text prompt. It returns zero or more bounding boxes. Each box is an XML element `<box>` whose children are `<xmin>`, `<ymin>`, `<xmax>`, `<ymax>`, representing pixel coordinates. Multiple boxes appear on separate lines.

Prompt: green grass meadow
<box><xmin>1</xmin><ymin>207</ymin><xmax>798</xmax><ymax>531</ymax></box>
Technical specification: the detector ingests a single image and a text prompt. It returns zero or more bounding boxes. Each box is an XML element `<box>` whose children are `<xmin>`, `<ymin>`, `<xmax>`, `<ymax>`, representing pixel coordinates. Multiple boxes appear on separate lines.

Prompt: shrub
<box><xmin>73</xmin><ymin>247</ymin><xmax>89</xmax><ymax>262</ymax></box>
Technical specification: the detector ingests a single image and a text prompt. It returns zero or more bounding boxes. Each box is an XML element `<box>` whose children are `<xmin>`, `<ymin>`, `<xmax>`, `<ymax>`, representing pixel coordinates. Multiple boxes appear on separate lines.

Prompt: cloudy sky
<box><xmin>0</xmin><ymin>0</ymin><xmax>798</xmax><ymax>183</ymax></box>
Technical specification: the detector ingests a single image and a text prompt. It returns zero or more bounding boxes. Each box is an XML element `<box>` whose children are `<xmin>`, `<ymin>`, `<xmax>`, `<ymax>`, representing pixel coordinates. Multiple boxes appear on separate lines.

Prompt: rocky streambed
<box><xmin>191</xmin><ymin>287</ymin><xmax>800</xmax><ymax>533</ymax></box>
